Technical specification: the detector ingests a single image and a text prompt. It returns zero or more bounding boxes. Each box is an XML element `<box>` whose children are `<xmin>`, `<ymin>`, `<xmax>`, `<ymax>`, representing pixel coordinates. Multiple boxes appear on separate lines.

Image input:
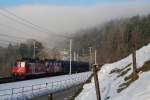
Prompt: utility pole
<box><xmin>89</xmin><ymin>47</ymin><xmax>92</xmax><ymax>70</ymax></box>
<box><xmin>33</xmin><ymin>41</ymin><xmax>36</xmax><ymax>59</ymax></box>
<box><xmin>48</xmin><ymin>93</ymin><xmax>53</xmax><ymax>100</ymax></box>
<box><xmin>95</xmin><ymin>49</ymin><xmax>97</xmax><ymax>64</ymax></box>
<box><xmin>132</xmin><ymin>26</ymin><xmax>138</xmax><ymax>78</ymax></box>
<box><xmin>132</xmin><ymin>35</ymin><xmax>137</xmax><ymax>78</ymax></box>
<box><xmin>69</xmin><ymin>39</ymin><xmax>72</xmax><ymax>75</ymax></box>
<box><xmin>74</xmin><ymin>52</ymin><xmax>76</xmax><ymax>61</ymax></box>
<box><xmin>132</xmin><ymin>47</ymin><xmax>137</xmax><ymax>76</ymax></box>
<box><xmin>76</xmin><ymin>53</ymin><xmax>79</xmax><ymax>61</ymax></box>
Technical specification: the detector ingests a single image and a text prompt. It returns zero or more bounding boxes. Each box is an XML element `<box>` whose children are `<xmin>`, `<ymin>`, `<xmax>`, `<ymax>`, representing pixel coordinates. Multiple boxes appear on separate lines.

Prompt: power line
<box><xmin>1</xmin><ymin>8</ymin><xmax>53</xmax><ymax>34</ymax></box>
<box><xmin>0</xmin><ymin>11</ymin><xmax>39</xmax><ymax>33</ymax></box>
<box><xmin>0</xmin><ymin>11</ymin><xmax>53</xmax><ymax>40</ymax></box>
<box><xmin>0</xmin><ymin>31</ymin><xmax>61</xmax><ymax>46</ymax></box>
<box><xmin>0</xmin><ymin>23</ymin><xmax>35</xmax><ymax>37</ymax></box>
<box><xmin>0</xmin><ymin>23</ymin><xmax>57</xmax><ymax>42</ymax></box>
<box><xmin>0</xmin><ymin>41</ymin><xmax>10</xmax><ymax>45</ymax></box>
<box><xmin>0</xmin><ymin>27</ymin><xmax>62</xmax><ymax>49</ymax></box>
<box><xmin>0</xmin><ymin>7</ymin><xmax>68</xmax><ymax>38</ymax></box>
<box><xmin>0</xmin><ymin>32</ymin><xmax>29</xmax><ymax>40</ymax></box>
<box><xmin>0</xmin><ymin>39</ymin><xmax>18</xmax><ymax>44</ymax></box>
<box><xmin>0</xmin><ymin>8</ymin><xmax>71</xmax><ymax>49</ymax></box>
<box><xmin>0</xmin><ymin>32</ymin><xmax>57</xmax><ymax>51</ymax></box>
<box><xmin>0</xmin><ymin>23</ymin><xmax>55</xmax><ymax>43</ymax></box>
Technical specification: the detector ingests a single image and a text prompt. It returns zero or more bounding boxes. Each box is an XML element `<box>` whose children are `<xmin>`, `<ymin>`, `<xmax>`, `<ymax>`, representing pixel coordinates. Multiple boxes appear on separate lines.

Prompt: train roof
<box><xmin>15</xmin><ymin>58</ymin><xmax>89</xmax><ymax>64</ymax></box>
<box><xmin>16</xmin><ymin>58</ymin><xmax>43</xmax><ymax>62</ymax></box>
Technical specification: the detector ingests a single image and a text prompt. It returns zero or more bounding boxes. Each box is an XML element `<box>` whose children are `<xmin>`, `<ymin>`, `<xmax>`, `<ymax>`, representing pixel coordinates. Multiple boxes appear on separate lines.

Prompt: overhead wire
<box><xmin>0</xmin><ymin>39</ymin><xmax>18</xmax><ymax>44</ymax></box>
<box><xmin>0</xmin><ymin>7</ymin><xmax>70</xmax><ymax>49</ymax></box>
<box><xmin>0</xmin><ymin>7</ymin><xmax>69</xmax><ymax>38</ymax></box>
<box><xmin>0</xmin><ymin>23</ymin><xmax>58</xmax><ymax>44</ymax></box>
<box><xmin>0</xmin><ymin>11</ymin><xmax>50</xmax><ymax>40</ymax></box>
<box><xmin>0</xmin><ymin>23</ymin><xmax>37</xmax><ymax>38</ymax></box>
<box><xmin>0</xmin><ymin>32</ymin><xmax>29</xmax><ymax>40</ymax></box>
<box><xmin>0</xmin><ymin>8</ymin><xmax>69</xmax><ymax>47</ymax></box>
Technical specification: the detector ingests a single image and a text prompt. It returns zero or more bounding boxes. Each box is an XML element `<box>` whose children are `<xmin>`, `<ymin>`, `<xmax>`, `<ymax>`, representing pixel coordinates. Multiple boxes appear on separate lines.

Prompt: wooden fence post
<box><xmin>93</xmin><ymin>64</ymin><xmax>101</xmax><ymax>100</ymax></box>
<box><xmin>22</xmin><ymin>87</ymin><xmax>24</xmax><ymax>96</ymax></box>
<box><xmin>131</xmin><ymin>31</ymin><xmax>138</xmax><ymax>79</ymax></box>
<box><xmin>32</xmin><ymin>85</ymin><xmax>33</xmax><ymax>94</ymax></box>
<box><xmin>48</xmin><ymin>93</ymin><xmax>53</xmax><ymax>100</ymax></box>
<box><xmin>132</xmin><ymin>47</ymin><xmax>137</xmax><ymax>79</ymax></box>
<box><xmin>11</xmin><ymin>88</ymin><xmax>14</xmax><ymax>99</ymax></box>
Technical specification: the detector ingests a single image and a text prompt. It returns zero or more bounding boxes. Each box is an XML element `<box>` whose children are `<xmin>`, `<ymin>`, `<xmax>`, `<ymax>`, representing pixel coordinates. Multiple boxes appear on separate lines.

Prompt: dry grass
<box><xmin>117</xmin><ymin>68</ymin><xmax>131</xmax><ymax>78</ymax></box>
<box><xmin>109</xmin><ymin>63</ymin><xmax>132</xmax><ymax>75</ymax></box>
<box><xmin>109</xmin><ymin>68</ymin><xmax>121</xmax><ymax>74</ymax></box>
<box><xmin>137</xmin><ymin>61</ymin><xmax>150</xmax><ymax>73</ymax></box>
<box><xmin>117</xmin><ymin>60</ymin><xmax>150</xmax><ymax>93</ymax></box>
<box><xmin>118</xmin><ymin>73</ymin><xmax>139</xmax><ymax>93</ymax></box>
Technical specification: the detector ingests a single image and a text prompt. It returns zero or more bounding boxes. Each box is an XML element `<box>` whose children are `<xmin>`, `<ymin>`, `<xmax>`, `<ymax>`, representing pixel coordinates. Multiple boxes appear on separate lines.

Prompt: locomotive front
<box><xmin>11</xmin><ymin>60</ymin><xmax>26</xmax><ymax>77</ymax></box>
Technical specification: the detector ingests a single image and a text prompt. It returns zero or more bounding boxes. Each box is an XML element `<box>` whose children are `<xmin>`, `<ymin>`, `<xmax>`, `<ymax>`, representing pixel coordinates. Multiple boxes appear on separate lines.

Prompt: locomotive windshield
<box><xmin>16</xmin><ymin>61</ymin><xmax>26</xmax><ymax>68</ymax></box>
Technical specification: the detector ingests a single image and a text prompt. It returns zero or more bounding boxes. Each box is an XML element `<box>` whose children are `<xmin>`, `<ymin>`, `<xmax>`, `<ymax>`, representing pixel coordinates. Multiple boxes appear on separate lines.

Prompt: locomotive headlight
<box><xmin>17</xmin><ymin>69</ymin><xmax>21</xmax><ymax>73</ymax></box>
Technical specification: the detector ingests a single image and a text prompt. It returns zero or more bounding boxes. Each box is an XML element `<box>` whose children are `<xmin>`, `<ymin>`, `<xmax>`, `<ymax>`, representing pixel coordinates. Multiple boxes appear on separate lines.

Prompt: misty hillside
<box><xmin>67</xmin><ymin>14</ymin><xmax>150</xmax><ymax>64</ymax></box>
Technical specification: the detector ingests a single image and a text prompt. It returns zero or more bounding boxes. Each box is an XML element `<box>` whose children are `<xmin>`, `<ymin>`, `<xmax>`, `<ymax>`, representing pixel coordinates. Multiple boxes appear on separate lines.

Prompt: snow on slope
<box><xmin>75</xmin><ymin>43</ymin><xmax>150</xmax><ymax>100</ymax></box>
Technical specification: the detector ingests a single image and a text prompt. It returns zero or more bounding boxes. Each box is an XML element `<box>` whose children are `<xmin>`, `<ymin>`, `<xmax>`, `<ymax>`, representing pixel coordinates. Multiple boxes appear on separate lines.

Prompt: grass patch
<box><xmin>117</xmin><ymin>68</ymin><xmax>131</xmax><ymax>77</ymax></box>
<box><xmin>118</xmin><ymin>73</ymin><xmax>139</xmax><ymax>93</ymax></box>
<box><xmin>109</xmin><ymin>63</ymin><xmax>132</xmax><ymax>75</ymax></box>
<box><xmin>109</xmin><ymin>68</ymin><xmax>121</xmax><ymax>74</ymax></box>
<box><xmin>137</xmin><ymin>61</ymin><xmax>150</xmax><ymax>73</ymax></box>
<box><xmin>118</xmin><ymin>60</ymin><xmax>150</xmax><ymax>93</ymax></box>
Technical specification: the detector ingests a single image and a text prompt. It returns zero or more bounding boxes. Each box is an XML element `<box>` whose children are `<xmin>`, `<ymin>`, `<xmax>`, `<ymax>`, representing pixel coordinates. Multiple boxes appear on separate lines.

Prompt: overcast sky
<box><xmin>0</xmin><ymin>0</ymin><xmax>150</xmax><ymax>47</ymax></box>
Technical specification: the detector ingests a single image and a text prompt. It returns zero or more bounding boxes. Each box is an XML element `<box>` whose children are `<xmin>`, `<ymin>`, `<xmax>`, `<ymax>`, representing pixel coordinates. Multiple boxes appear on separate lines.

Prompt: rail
<box><xmin>0</xmin><ymin>72</ymin><xmax>91</xmax><ymax>100</ymax></box>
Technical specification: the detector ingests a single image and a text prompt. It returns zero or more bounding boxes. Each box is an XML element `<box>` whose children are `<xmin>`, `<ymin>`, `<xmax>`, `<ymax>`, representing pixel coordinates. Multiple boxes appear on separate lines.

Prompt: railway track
<box><xmin>0</xmin><ymin>77</ymin><xmax>15</xmax><ymax>84</ymax></box>
<box><xmin>0</xmin><ymin>73</ymin><xmax>66</xmax><ymax>84</ymax></box>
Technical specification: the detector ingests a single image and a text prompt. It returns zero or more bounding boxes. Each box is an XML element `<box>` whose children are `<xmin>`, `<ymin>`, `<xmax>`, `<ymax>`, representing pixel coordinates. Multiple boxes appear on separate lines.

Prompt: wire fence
<box><xmin>0</xmin><ymin>72</ymin><xmax>91</xmax><ymax>100</ymax></box>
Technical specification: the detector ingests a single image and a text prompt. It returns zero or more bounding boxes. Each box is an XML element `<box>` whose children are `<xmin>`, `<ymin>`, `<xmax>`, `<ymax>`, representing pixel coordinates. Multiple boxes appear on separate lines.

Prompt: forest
<box><xmin>68</xmin><ymin>15</ymin><xmax>150</xmax><ymax>64</ymax></box>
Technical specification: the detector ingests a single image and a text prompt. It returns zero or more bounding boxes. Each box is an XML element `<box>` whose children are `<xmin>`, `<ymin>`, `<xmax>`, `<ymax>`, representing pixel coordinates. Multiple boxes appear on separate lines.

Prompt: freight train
<box><xmin>11</xmin><ymin>58</ymin><xmax>89</xmax><ymax>77</ymax></box>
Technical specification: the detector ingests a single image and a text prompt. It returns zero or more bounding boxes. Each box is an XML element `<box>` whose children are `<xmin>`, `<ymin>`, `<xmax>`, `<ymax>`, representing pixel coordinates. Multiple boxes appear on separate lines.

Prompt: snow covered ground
<box><xmin>75</xmin><ymin>43</ymin><xmax>150</xmax><ymax>100</ymax></box>
<box><xmin>0</xmin><ymin>72</ymin><xmax>91</xmax><ymax>100</ymax></box>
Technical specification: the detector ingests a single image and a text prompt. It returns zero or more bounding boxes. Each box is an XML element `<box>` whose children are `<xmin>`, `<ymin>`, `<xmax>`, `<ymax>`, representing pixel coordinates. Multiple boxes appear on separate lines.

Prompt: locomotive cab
<box><xmin>12</xmin><ymin>60</ymin><xmax>26</xmax><ymax>76</ymax></box>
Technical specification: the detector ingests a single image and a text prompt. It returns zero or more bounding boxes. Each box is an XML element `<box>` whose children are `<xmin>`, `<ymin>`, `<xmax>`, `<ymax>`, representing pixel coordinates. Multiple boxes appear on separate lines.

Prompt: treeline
<box><xmin>68</xmin><ymin>15</ymin><xmax>150</xmax><ymax>64</ymax></box>
<box><xmin>0</xmin><ymin>39</ymin><xmax>45</xmax><ymax>77</ymax></box>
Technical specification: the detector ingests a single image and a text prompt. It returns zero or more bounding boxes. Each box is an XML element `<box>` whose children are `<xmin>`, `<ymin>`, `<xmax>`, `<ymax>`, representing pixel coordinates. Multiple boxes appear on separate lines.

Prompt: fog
<box><xmin>0</xmin><ymin>1</ymin><xmax>150</xmax><ymax>47</ymax></box>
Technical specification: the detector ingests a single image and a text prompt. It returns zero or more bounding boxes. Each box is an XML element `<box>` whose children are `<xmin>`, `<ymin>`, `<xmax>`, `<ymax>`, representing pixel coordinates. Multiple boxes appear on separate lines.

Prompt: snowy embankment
<box><xmin>75</xmin><ymin>43</ymin><xmax>150</xmax><ymax>100</ymax></box>
<box><xmin>0</xmin><ymin>72</ymin><xmax>91</xmax><ymax>100</ymax></box>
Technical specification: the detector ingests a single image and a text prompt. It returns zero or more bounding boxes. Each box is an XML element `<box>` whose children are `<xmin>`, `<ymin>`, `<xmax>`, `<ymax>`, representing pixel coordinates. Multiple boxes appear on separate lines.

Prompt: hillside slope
<box><xmin>66</xmin><ymin>15</ymin><xmax>150</xmax><ymax>64</ymax></box>
<box><xmin>75</xmin><ymin>43</ymin><xmax>150</xmax><ymax>100</ymax></box>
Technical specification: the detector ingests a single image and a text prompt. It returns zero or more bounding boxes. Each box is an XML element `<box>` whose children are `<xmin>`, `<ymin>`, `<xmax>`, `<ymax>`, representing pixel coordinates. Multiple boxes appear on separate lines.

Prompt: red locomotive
<box><xmin>11</xmin><ymin>59</ymin><xmax>64</xmax><ymax>77</ymax></box>
<box><xmin>11</xmin><ymin>58</ymin><xmax>89</xmax><ymax>77</ymax></box>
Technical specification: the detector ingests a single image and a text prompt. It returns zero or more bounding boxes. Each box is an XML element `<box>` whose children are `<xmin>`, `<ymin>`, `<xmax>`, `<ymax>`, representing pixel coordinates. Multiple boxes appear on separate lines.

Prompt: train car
<box><xmin>45</xmin><ymin>59</ymin><xmax>62</xmax><ymax>74</ymax></box>
<box><xmin>27</xmin><ymin>59</ymin><xmax>45</xmax><ymax>75</ymax></box>
<box><xmin>61</xmin><ymin>60</ymin><xmax>89</xmax><ymax>74</ymax></box>
<box><xmin>11</xmin><ymin>58</ymin><xmax>90</xmax><ymax>78</ymax></box>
